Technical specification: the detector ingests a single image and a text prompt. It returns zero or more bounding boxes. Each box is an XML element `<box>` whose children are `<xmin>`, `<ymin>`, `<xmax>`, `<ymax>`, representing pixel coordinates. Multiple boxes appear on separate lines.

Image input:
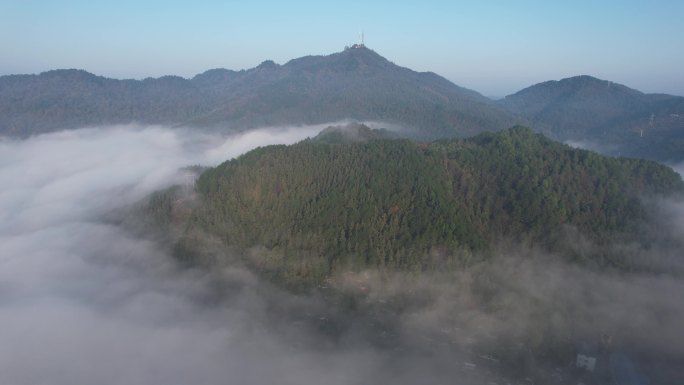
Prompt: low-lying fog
<box><xmin>1</xmin><ymin>125</ymin><xmax>683</xmax><ymax>385</ymax></box>
<box><xmin>0</xmin><ymin>124</ymin><xmax>356</xmax><ymax>385</ymax></box>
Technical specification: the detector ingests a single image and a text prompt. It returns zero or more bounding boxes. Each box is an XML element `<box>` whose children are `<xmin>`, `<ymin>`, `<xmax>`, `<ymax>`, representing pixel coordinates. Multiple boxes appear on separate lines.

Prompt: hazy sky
<box><xmin>1</xmin><ymin>0</ymin><xmax>683</xmax><ymax>97</ymax></box>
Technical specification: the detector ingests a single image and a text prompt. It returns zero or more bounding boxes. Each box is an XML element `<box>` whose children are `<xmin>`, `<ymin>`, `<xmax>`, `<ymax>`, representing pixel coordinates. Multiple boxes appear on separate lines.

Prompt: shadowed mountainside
<box><xmin>0</xmin><ymin>47</ymin><xmax>517</xmax><ymax>138</ymax></box>
<box><xmin>4</xmin><ymin>52</ymin><xmax>683</xmax><ymax>163</ymax></box>
<box><xmin>499</xmin><ymin>75</ymin><xmax>684</xmax><ymax>162</ymax></box>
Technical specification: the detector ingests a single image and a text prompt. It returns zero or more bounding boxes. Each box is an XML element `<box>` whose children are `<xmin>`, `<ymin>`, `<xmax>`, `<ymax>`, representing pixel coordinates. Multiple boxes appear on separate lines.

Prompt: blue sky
<box><xmin>1</xmin><ymin>0</ymin><xmax>682</xmax><ymax>97</ymax></box>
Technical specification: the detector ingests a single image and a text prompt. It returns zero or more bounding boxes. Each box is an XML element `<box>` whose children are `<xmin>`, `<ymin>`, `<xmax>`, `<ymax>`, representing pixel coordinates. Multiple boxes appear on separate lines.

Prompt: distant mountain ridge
<box><xmin>3</xmin><ymin>50</ymin><xmax>683</xmax><ymax>162</ymax></box>
<box><xmin>0</xmin><ymin>47</ymin><xmax>517</xmax><ymax>137</ymax></box>
<box><xmin>499</xmin><ymin>75</ymin><xmax>684</xmax><ymax>162</ymax></box>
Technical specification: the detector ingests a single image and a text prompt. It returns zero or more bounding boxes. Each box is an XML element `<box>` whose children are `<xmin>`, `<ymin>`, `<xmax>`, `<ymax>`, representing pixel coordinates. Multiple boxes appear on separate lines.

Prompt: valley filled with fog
<box><xmin>1</xmin><ymin>125</ymin><xmax>684</xmax><ymax>385</ymax></box>
<box><xmin>0</xmin><ymin>125</ymin><xmax>359</xmax><ymax>385</ymax></box>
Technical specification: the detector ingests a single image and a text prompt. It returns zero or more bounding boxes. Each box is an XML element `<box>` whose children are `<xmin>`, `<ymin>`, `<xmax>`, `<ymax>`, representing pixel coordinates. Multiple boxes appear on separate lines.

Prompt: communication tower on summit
<box><xmin>345</xmin><ymin>31</ymin><xmax>366</xmax><ymax>50</ymax></box>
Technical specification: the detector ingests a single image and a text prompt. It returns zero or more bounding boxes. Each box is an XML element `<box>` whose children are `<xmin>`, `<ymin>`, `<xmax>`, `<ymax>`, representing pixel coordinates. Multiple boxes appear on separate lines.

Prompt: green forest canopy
<box><xmin>148</xmin><ymin>126</ymin><xmax>683</xmax><ymax>286</ymax></box>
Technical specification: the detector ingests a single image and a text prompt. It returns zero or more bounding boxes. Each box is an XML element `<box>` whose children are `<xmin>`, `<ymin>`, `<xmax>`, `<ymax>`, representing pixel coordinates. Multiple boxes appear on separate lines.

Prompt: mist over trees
<box><xmin>1</xmin><ymin>124</ymin><xmax>683</xmax><ymax>384</ymax></box>
<box><xmin>2</xmin><ymin>44</ymin><xmax>683</xmax><ymax>384</ymax></box>
<box><xmin>157</xmin><ymin>125</ymin><xmax>683</xmax><ymax>288</ymax></box>
<box><xmin>126</xmin><ymin>124</ymin><xmax>684</xmax><ymax>384</ymax></box>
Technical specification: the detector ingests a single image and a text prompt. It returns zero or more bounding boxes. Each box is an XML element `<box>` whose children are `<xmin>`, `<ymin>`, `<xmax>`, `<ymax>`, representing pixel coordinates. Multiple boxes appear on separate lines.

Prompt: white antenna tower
<box><xmin>359</xmin><ymin>30</ymin><xmax>365</xmax><ymax>46</ymax></box>
<box><xmin>643</xmin><ymin>112</ymin><xmax>654</xmax><ymax>137</ymax></box>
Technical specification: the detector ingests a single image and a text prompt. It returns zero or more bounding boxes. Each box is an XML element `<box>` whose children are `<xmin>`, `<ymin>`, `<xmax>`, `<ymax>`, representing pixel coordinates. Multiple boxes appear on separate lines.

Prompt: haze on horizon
<box><xmin>1</xmin><ymin>0</ymin><xmax>683</xmax><ymax>97</ymax></box>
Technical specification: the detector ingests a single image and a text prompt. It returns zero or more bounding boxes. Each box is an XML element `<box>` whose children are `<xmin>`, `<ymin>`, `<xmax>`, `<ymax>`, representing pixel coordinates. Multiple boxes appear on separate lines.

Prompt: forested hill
<box><xmin>149</xmin><ymin>126</ymin><xmax>683</xmax><ymax>286</ymax></box>
<box><xmin>0</xmin><ymin>47</ymin><xmax>516</xmax><ymax>137</ymax></box>
<box><xmin>499</xmin><ymin>75</ymin><xmax>684</xmax><ymax>162</ymax></box>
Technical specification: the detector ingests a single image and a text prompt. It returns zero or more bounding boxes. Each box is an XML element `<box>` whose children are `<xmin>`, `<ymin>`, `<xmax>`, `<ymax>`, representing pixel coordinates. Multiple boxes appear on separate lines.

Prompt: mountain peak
<box><xmin>525</xmin><ymin>75</ymin><xmax>643</xmax><ymax>98</ymax></box>
<box><xmin>40</xmin><ymin>69</ymin><xmax>100</xmax><ymax>81</ymax></box>
<box><xmin>501</xmin><ymin>75</ymin><xmax>644</xmax><ymax>114</ymax></box>
<box><xmin>498</xmin><ymin>73</ymin><xmax>684</xmax><ymax>161</ymax></box>
<box><xmin>346</xmin><ymin>42</ymin><xmax>367</xmax><ymax>50</ymax></box>
<box><xmin>256</xmin><ymin>60</ymin><xmax>279</xmax><ymax>70</ymax></box>
<box><xmin>278</xmin><ymin>45</ymin><xmax>394</xmax><ymax>75</ymax></box>
<box><xmin>339</xmin><ymin>44</ymin><xmax>385</xmax><ymax>60</ymax></box>
<box><xmin>327</xmin><ymin>45</ymin><xmax>394</xmax><ymax>72</ymax></box>
<box><xmin>313</xmin><ymin>122</ymin><xmax>394</xmax><ymax>144</ymax></box>
<box><xmin>0</xmin><ymin>47</ymin><xmax>514</xmax><ymax>138</ymax></box>
<box><xmin>560</xmin><ymin>75</ymin><xmax>641</xmax><ymax>94</ymax></box>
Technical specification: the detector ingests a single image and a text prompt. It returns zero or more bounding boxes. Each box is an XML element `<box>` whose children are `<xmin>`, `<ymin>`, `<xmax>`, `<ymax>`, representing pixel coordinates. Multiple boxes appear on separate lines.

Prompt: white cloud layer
<box><xmin>0</xmin><ymin>124</ymin><xmax>364</xmax><ymax>385</ymax></box>
<box><xmin>1</xmin><ymin>124</ymin><xmax>683</xmax><ymax>385</ymax></box>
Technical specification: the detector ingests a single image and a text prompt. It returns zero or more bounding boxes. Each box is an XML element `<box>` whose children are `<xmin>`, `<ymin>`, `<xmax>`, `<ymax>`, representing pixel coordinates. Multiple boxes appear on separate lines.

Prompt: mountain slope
<box><xmin>147</xmin><ymin>127</ymin><xmax>684</xmax><ymax>286</ymax></box>
<box><xmin>187</xmin><ymin>47</ymin><xmax>516</xmax><ymax>137</ymax></box>
<box><xmin>0</xmin><ymin>47</ymin><xmax>517</xmax><ymax>137</ymax></box>
<box><xmin>500</xmin><ymin>75</ymin><xmax>684</xmax><ymax>162</ymax></box>
<box><xmin>0</xmin><ymin>69</ymin><xmax>215</xmax><ymax>135</ymax></box>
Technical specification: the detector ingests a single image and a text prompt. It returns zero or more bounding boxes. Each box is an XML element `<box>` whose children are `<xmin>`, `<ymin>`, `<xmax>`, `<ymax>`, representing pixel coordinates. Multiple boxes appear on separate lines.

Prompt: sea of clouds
<box><xmin>1</xmin><ymin>124</ymin><xmax>683</xmax><ymax>385</ymax></box>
